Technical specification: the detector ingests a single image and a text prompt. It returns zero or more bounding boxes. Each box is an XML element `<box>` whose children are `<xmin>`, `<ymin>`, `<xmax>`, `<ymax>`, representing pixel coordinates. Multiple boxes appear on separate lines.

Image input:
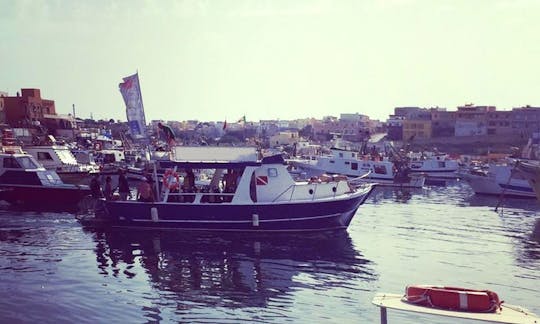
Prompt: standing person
<box><xmin>117</xmin><ymin>169</ymin><xmax>131</xmax><ymax>200</ymax></box>
<box><xmin>136</xmin><ymin>177</ymin><xmax>154</xmax><ymax>202</ymax></box>
<box><xmin>90</xmin><ymin>173</ymin><xmax>103</xmax><ymax>199</ymax></box>
<box><xmin>158</xmin><ymin>122</ymin><xmax>176</xmax><ymax>149</ymax></box>
<box><xmin>103</xmin><ymin>176</ymin><xmax>113</xmax><ymax>200</ymax></box>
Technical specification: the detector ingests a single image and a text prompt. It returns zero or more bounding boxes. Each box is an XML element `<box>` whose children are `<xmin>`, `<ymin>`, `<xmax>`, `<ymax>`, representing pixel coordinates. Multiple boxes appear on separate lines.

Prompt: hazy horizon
<box><xmin>2</xmin><ymin>0</ymin><xmax>539</xmax><ymax>123</ymax></box>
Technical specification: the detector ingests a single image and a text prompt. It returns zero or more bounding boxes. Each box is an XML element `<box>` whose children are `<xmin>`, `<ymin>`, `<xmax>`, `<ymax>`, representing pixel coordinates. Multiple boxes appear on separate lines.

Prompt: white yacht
<box><xmin>24</xmin><ymin>145</ymin><xmax>100</xmax><ymax>185</ymax></box>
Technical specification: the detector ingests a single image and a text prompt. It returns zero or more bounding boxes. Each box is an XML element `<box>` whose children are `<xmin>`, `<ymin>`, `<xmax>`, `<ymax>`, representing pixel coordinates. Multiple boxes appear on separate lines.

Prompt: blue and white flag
<box><xmin>119</xmin><ymin>73</ymin><xmax>147</xmax><ymax>139</ymax></box>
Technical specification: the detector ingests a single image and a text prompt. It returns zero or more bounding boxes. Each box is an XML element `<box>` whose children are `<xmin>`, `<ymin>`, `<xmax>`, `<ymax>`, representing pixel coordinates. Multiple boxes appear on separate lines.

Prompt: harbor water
<box><xmin>0</xmin><ymin>181</ymin><xmax>539</xmax><ymax>323</ymax></box>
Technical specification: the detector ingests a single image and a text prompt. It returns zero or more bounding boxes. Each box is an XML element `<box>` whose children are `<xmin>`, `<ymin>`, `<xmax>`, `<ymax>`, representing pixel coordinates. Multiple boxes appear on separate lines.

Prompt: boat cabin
<box><xmin>0</xmin><ymin>151</ymin><xmax>64</xmax><ymax>186</ymax></box>
<box><xmin>155</xmin><ymin>147</ymin><xmax>354</xmax><ymax>204</ymax></box>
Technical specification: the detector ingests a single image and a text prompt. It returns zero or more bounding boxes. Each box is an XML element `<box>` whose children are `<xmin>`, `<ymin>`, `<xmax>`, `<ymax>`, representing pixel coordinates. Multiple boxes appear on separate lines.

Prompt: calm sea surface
<box><xmin>0</xmin><ymin>181</ymin><xmax>539</xmax><ymax>323</ymax></box>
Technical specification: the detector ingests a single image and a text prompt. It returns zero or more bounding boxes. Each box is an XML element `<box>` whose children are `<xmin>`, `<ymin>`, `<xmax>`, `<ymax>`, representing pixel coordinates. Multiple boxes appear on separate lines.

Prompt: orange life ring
<box><xmin>403</xmin><ymin>285</ymin><xmax>501</xmax><ymax>313</ymax></box>
<box><xmin>162</xmin><ymin>169</ymin><xmax>180</xmax><ymax>190</ymax></box>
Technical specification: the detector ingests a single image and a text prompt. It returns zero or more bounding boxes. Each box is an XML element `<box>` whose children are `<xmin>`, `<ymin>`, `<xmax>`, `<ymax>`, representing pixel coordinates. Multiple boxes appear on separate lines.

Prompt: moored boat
<box><xmin>24</xmin><ymin>144</ymin><xmax>100</xmax><ymax>185</ymax></box>
<box><xmin>458</xmin><ymin>162</ymin><xmax>536</xmax><ymax>198</ymax></box>
<box><xmin>288</xmin><ymin>147</ymin><xmax>425</xmax><ymax>188</ymax></box>
<box><xmin>83</xmin><ymin>147</ymin><xmax>375</xmax><ymax>232</ymax></box>
<box><xmin>0</xmin><ymin>146</ymin><xmax>91</xmax><ymax>209</ymax></box>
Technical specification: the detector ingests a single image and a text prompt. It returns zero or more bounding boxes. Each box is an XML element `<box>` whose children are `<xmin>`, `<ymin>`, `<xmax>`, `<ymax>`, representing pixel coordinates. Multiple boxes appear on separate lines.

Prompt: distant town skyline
<box><xmin>2</xmin><ymin>1</ymin><xmax>540</xmax><ymax>122</ymax></box>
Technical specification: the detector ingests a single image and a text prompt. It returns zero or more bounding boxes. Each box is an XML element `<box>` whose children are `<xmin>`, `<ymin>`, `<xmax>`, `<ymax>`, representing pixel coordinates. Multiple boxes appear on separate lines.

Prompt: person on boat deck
<box><xmin>158</xmin><ymin>122</ymin><xmax>176</xmax><ymax>149</ymax></box>
<box><xmin>117</xmin><ymin>169</ymin><xmax>131</xmax><ymax>200</ymax></box>
<box><xmin>90</xmin><ymin>174</ymin><xmax>103</xmax><ymax>199</ymax></box>
<box><xmin>183</xmin><ymin>169</ymin><xmax>196</xmax><ymax>193</ymax></box>
<box><xmin>103</xmin><ymin>176</ymin><xmax>113</xmax><ymax>200</ymax></box>
<box><xmin>137</xmin><ymin>177</ymin><xmax>154</xmax><ymax>202</ymax></box>
<box><xmin>223</xmin><ymin>169</ymin><xmax>237</xmax><ymax>193</ymax></box>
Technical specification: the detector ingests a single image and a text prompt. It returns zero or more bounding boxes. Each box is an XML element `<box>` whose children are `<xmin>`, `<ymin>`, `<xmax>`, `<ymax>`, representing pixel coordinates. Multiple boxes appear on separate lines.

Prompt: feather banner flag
<box><xmin>119</xmin><ymin>73</ymin><xmax>147</xmax><ymax>139</ymax></box>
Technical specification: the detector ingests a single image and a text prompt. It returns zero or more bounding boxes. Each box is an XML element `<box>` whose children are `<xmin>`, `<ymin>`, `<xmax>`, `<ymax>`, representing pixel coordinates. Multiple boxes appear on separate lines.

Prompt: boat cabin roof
<box><xmin>159</xmin><ymin>154</ymin><xmax>284</xmax><ymax>170</ymax></box>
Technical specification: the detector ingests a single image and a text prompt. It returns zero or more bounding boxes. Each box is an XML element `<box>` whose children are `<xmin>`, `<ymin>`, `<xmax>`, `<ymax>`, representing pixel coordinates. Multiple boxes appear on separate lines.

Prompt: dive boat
<box><xmin>288</xmin><ymin>147</ymin><xmax>425</xmax><ymax>188</ymax></box>
<box><xmin>84</xmin><ymin>147</ymin><xmax>375</xmax><ymax>232</ymax></box>
<box><xmin>458</xmin><ymin>162</ymin><xmax>535</xmax><ymax>198</ymax></box>
<box><xmin>0</xmin><ymin>147</ymin><xmax>91</xmax><ymax>209</ymax></box>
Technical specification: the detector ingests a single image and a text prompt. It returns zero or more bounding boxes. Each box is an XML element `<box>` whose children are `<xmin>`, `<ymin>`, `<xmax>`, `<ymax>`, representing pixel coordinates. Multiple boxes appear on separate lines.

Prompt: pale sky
<box><xmin>1</xmin><ymin>0</ymin><xmax>540</xmax><ymax>123</ymax></box>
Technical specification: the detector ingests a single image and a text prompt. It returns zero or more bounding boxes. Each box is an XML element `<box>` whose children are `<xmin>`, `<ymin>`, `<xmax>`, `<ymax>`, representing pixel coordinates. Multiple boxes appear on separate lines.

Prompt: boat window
<box><xmin>330</xmin><ymin>160</ymin><xmax>335</xmax><ymax>164</ymax></box>
<box><xmin>268</xmin><ymin>168</ymin><xmax>278</xmax><ymax>177</ymax></box>
<box><xmin>339</xmin><ymin>153</ymin><xmax>343</xmax><ymax>158</ymax></box>
<box><xmin>18</xmin><ymin>157</ymin><xmax>40</xmax><ymax>169</ymax></box>
<box><xmin>374</xmin><ymin>165</ymin><xmax>387</xmax><ymax>174</ymax></box>
<box><xmin>438</xmin><ymin>161</ymin><xmax>446</xmax><ymax>168</ymax></box>
<box><xmin>3</xmin><ymin>157</ymin><xmax>21</xmax><ymax>168</ymax></box>
<box><xmin>351</xmin><ymin>162</ymin><xmax>358</xmax><ymax>170</ymax></box>
<box><xmin>352</xmin><ymin>153</ymin><xmax>356</xmax><ymax>158</ymax></box>
<box><xmin>37</xmin><ymin>152</ymin><xmax>54</xmax><ymax>161</ymax></box>
<box><xmin>345</xmin><ymin>161</ymin><xmax>350</xmax><ymax>165</ymax></box>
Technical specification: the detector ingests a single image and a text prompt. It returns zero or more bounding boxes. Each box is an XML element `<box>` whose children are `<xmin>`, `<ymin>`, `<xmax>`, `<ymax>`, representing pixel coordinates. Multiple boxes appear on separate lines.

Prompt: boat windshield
<box><xmin>17</xmin><ymin>156</ymin><xmax>41</xmax><ymax>169</ymax></box>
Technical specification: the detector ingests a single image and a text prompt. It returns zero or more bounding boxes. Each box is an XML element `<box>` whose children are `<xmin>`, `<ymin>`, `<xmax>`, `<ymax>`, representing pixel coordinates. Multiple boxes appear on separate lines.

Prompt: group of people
<box><xmin>89</xmin><ymin>169</ymin><xmax>155</xmax><ymax>202</ymax></box>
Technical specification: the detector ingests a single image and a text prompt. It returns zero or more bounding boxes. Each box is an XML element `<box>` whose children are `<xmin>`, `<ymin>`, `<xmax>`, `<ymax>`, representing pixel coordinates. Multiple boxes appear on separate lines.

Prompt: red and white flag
<box><xmin>256</xmin><ymin>176</ymin><xmax>268</xmax><ymax>185</ymax></box>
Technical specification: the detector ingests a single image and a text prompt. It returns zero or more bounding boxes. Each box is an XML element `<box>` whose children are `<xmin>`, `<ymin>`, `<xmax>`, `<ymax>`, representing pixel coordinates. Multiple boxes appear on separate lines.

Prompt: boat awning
<box><xmin>158</xmin><ymin>160</ymin><xmax>261</xmax><ymax>170</ymax></box>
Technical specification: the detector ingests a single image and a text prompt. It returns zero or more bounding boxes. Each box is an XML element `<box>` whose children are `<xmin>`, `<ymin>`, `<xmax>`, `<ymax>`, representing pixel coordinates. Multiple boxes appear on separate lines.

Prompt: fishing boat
<box><xmin>82</xmin><ymin>147</ymin><xmax>374</xmax><ymax>232</ymax></box>
<box><xmin>372</xmin><ymin>285</ymin><xmax>539</xmax><ymax>324</ymax></box>
<box><xmin>288</xmin><ymin>147</ymin><xmax>425</xmax><ymax>188</ymax></box>
<box><xmin>408</xmin><ymin>151</ymin><xmax>459</xmax><ymax>184</ymax></box>
<box><xmin>458</xmin><ymin>162</ymin><xmax>535</xmax><ymax>198</ymax></box>
<box><xmin>0</xmin><ymin>146</ymin><xmax>91</xmax><ymax>209</ymax></box>
<box><xmin>515</xmin><ymin>160</ymin><xmax>540</xmax><ymax>201</ymax></box>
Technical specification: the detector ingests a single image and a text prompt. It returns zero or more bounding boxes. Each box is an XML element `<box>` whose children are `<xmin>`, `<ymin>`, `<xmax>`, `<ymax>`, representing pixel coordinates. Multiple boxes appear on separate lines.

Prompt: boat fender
<box><xmin>403</xmin><ymin>285</ymin><xmax>502</xmax><ymax>313</ymax></box>
<box><xmin>151</xmin><ymin>207</ymin><xmax>159</xmax><ymax>222</ymax></box>
<box><xmin>252</xmin><ymin>214</ymin><xmax>259</xmax><ymax>227</ymax></box>
<box><xmin>163</xmin><ymin>169</ymin><xmax>180</xmax><ymax>190</ymax></box>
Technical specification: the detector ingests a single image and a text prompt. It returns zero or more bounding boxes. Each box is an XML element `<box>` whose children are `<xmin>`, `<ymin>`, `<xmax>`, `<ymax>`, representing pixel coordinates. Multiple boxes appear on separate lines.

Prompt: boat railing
<box><xmin>162</xmin><ymin>191</ymin><xmax>236</xmax><ymax>203</ymax></box>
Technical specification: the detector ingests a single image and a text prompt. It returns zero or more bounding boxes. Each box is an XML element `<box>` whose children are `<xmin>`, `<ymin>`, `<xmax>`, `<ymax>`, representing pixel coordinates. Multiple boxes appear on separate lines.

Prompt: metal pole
<box><xmin>380</xmin><ymin>307</ymin><xmax>387</xmax><ymax>324</ymax></box>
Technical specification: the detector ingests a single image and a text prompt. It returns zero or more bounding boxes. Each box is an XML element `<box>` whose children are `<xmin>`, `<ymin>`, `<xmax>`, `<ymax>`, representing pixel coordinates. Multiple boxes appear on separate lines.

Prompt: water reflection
<box><xmin>369</xmin><ymin>186</ymin><xmax>417</xmax><ymax>203</ymax></box>
<box><xmin>86</xmin><ymin>229</ymin><xmax>376</xmax><ymax>310</ymax></box>
<box><xmin>464</xmin><ymin>194</ymin><xmax>540</xmax><ymax>212</ymax></box>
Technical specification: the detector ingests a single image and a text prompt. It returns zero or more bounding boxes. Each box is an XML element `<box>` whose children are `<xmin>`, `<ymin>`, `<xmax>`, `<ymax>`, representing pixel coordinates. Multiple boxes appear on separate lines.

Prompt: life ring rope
<box><xmin>163</xmin><ymin>169</ymin><xmax>180</xmax><ymax>190</ymax></box>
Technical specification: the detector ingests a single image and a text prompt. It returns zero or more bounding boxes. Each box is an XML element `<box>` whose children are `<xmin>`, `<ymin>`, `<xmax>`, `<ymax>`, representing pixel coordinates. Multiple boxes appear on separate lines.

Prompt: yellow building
<box><xmin>402</xmin><ymin>119</ymin><xmax>432</xmax><ymax>140</ymax></box>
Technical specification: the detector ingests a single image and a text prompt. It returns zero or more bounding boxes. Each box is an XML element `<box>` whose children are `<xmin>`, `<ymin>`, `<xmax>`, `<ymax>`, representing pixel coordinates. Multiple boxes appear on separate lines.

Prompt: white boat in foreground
<box><xmin>372</xmin><ymin>291</ymin><xmax>538</xmax><ymax>324</ymax></box>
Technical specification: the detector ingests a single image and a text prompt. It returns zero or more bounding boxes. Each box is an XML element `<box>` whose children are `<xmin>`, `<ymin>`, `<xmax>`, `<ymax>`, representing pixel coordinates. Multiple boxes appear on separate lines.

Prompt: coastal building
<box><xmin>269</xmin><ymin>131</ymin><xmax>300</xmax><ymax>147</ymax></box>
<box><xmin>386</xmin><ymin>115</ymin><xmax>404</xmax><ymax>140</ymax></box>
<box><xmin>402</xmin><ymin>119</ymin><xmax>432</xmax><ymax>140</ymax></box>
<box><xmin>339</xmin><ymin>113</ymin><xmax>371</xmax><ymax>142</ymax></box>
<box><xmin>399</xmin><ymin>107</ymin><xmax>433</xmax><ymax>140</ymax></box>
<box><xmin>454</xmin><ymin>104</ymin><xmax>495</xmax><ymax>137</ymax></box>
<box><xmin>511</xmin><ymin>106</ymin><xmax>540</xmax><ymax>137</ymax></box>
<box><xmin>431</xmin><ymin>109</ymin><xmax>455</xmax><ymax>138</ymax></box>
<box><xmin>0</xmin><ymin>91</ymin><xmax>6</xmax><ymax>124</ymax></box>
<box><xmin>2</xmin><ymin>88</ymin><xmax>77</xmax><ymax>138</ymax></box>
<box><xmin>486</xmin><ymin>110</ymin><xmax>512</xmax><ymax>135</ymax></box>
